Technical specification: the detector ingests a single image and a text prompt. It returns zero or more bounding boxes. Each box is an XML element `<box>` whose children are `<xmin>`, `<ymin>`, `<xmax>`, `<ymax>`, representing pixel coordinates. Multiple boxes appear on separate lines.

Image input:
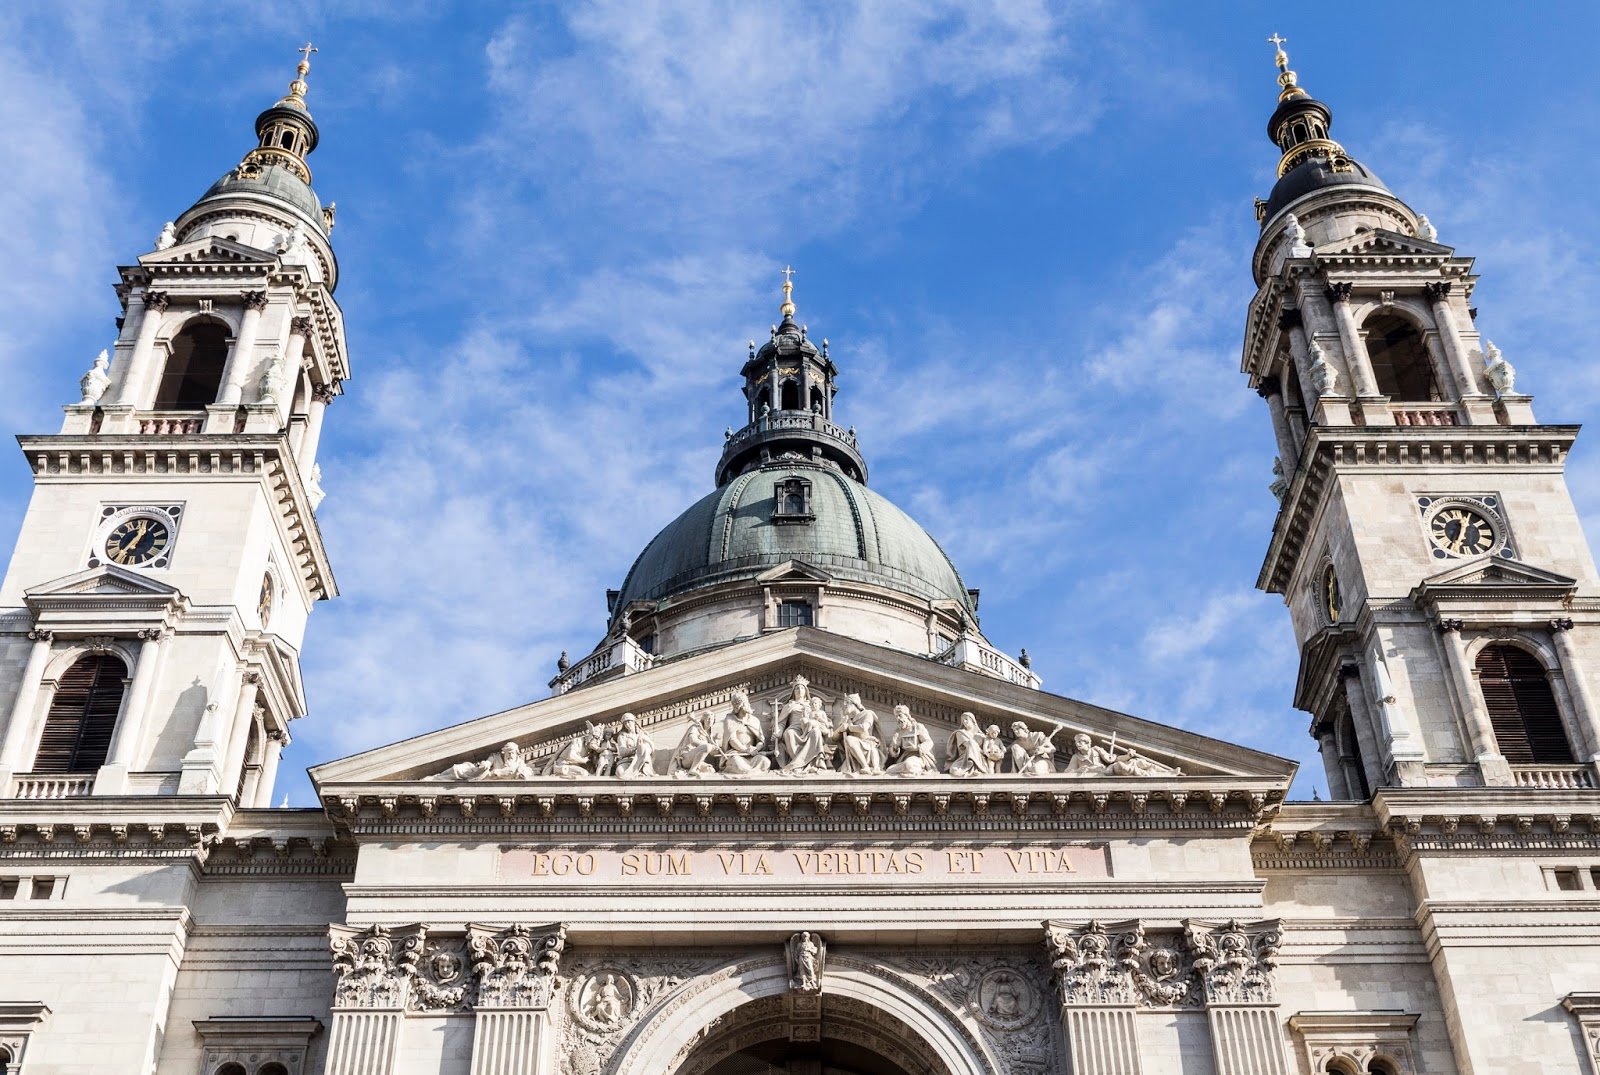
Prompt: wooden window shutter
<box><xmin>1476</xmin><ymin>645</ymin><xmax>1574</xmax><ymax>765</ymax></box>
<box><xmin>33</xmin><ymin>654</ymin><xmax>127</xmax><ymax>773</ymax></box>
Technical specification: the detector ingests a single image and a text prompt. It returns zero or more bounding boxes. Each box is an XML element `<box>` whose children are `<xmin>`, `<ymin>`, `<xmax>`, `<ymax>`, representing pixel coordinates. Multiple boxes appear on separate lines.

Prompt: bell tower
<box><xmin>1241</xmin><ymin>38</ymin><xmax>1600</xmax><ymax>795</ymax></box>
<box><xmin>0</xmin><ymin>46</ymin><xmax>347</xmax><ymax>803</ymax></box>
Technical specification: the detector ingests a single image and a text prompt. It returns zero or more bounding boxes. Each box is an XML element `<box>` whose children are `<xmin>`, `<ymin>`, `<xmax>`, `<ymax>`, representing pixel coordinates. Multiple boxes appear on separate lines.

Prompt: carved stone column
<box><xmin>1044</xmin><ymin>920</ymin><xmax>1146</xmax><ymax>1074</ymax></box>
<box><xmin>467</xmin><ymin>922</ymin><xmax>567</xmax><ymax>1075</ymax></box>
<box><xmin>94</xmin><ymin>629</ymin><xmax>165</xmax><ymax>795</ymax></box>
<box><xmin>1324</xmin><ymin>283</ymin><xmax>1381</xmax><ymax>402</ymax></box>
<box><xmin>1185</xmin><ymin>919</ymin><xmax>1290</xmax><ymax>1075</ymax></box>
<box><xmin>1424</xmin><ymin>282</ymin><xmax>1481</xmax><ymax>399</ymax></box>
<box><xmin>0</xmin><ymin>630</ymin><xmax>53</xmax><ymax>789</ymax></box>
<box><xmin>1255</xmin><ymin>377</ymin><xmax>1300</xmax><ymax>475</ymax></box>
<box><xmin>218</xmin><ymin>290</ymin><xmax>269</xmax><ymax>406</ymax></box>
<box><xmin>1549</xmin><ymin>619</ymin><xmax>1600</xmax><ymax>765</ymax></box>
<box><xmin>1435</xmin><ymin>620</ymin><xmax>1513</xmax><ymax>785</ymax></box>
<box><xmin>219</xmin><ymin>672</ymin><xmax>263</xmax><ymax>799</ymax></box>
<box><xmin>326</xmin><ymin>923</ymin><xmax>427</xmax><ymax>1075</ymax></box>
<box><xmin>114</xmin><ymin>289</ymin><xmax>169</xmax><ymax>407</ymax></box>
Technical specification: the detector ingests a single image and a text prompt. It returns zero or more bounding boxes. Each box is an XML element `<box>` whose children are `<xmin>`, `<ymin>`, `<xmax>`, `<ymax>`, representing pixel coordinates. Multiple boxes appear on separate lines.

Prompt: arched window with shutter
<box><xmin>1476</xmin><ymin>644</ymin><xmax>1574</xmax><ymax>764</ymax></box>
<box><xmin>33</xmin><ymin>653</ymin><xmax>127</xmax><ymax>773</ymax></box>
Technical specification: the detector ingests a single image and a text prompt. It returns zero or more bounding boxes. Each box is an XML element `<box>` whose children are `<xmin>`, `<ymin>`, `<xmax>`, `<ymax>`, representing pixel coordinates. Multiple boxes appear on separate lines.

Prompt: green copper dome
<box><xmin>612</xmin><ymin>460</ymin><xmax>974</xmax><ymax>625</ymax></box>
<box><xmin>192</xmin><ymin>162</ymin><xmax>327</xmax><ymax>233</ymax></box>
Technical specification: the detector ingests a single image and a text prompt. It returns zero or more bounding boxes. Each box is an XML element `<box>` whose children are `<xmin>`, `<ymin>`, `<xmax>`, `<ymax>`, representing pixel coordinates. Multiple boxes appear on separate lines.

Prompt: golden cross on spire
<box><xmin>1267</xmin><ymin>33</ymin><xmax>1291</xmax><ymax>70</ymax></box>
<box><xmin>297</xmin><ymin>42</ymin><xmax>318</xmax><ymax>75</ymax></box>
<box><xmin>780</xmin><ymin>266</ymin><xmax>796</xmax><ymax>317</ymax></box>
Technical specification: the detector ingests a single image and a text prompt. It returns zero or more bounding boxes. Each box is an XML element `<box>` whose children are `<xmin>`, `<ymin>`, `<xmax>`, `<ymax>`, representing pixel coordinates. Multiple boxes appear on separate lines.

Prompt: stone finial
<box><xmin>1019</xmin><ymin>648</ymin><xmax>1031</xmax><ymax>669</ymax></box>
<box><xmin>557</xmin><ymin>650</ymin><xmax>570</xmax><ymax>673</ymax></box>
<box><xmin>154</xmin><ymin>221</ymin><xmax>177</xmax><ymax>251</ymax></box>
<box><xmin>1283</xmin><ymin>213</ymin><xmax>1312</xmax><ymax>258</ymax></box>
<box><xmin>1418</xmin><ymin>214</ymin><xmax>1438</xmax><ymax>242</ymax></box>
<box><xmin>79</xmin><ymin>349</ymin><xmax>111</xmax><ymax>404</ymax></box>
<box><xmin>1308</xmin><ymin>340</ymin><xmax>1338</xmax><ymax>396</ymax></box>
<box><xmin>1482</xmin><ymin>340</ymin><xmax>1516</xmax><ymax>395</ymax></box>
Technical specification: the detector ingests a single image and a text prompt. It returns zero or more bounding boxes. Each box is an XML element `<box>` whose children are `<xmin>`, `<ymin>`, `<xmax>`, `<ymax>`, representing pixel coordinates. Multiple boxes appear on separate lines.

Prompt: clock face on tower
<box><xmin>104</xmin><ymin>515</ymin><xmax>171</xmax><ymax>566</ymax></box>
<box><xmin>1429</xmin><ymin>506</ymin><xmax>1495</xmax><ymax>557</ymax></box>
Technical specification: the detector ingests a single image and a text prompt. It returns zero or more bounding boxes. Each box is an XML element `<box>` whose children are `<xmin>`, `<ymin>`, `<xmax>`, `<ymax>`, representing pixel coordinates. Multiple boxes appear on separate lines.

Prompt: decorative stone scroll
<box><xmin>468</xmin><ymin>922</ymin><xmax>567</xmax><ymax>1009</ymax></box>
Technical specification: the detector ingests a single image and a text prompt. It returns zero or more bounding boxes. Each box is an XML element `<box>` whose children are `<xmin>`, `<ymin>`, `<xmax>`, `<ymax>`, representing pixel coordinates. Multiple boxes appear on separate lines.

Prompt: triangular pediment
<box><xmin>312</xmin><ymin>630</ymin><xmax>1294</xmax><ymax>789</ymax></box>
<box><xmin>1413</xmin><ymin>555</ymin><xmax>1577</xmax><ymax>595</ymax></box>
<box><xmin>756</xmin><ymin>560</ymin><xmax>834</xmax><ymax>584</ymax></box>
<box><xmin>139</xmin><ymin>235</ymin><xmax>275</xmax><ymax>267</ymax></box>
<box><xmin>1315</xmin><ymin>228</ymin><xmax>1454</xmax><ymax>259</ymax></box>
<box><xmin>25</xmin><ymin>564</ymin><xmax>183</xmax><ymax>601</ymax></box>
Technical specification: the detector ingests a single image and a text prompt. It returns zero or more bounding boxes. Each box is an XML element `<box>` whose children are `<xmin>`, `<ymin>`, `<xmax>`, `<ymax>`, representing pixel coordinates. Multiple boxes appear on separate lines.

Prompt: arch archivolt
<box><xmin>607</xmin><ymin>951</ymin><xmax>1000</xmax><ymax>1075</ymax></box>
<box><xmin>1462</xmin><ymin>630</ymin><xmax>1559</xmax><ymax>671</ymax></box>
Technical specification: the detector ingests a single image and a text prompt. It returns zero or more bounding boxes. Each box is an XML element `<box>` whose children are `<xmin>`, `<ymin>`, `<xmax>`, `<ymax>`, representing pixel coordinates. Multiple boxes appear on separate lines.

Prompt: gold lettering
<box><xmin>716</xmin><ymin>852</ymin><xmax>738</xmax><ymax>875</ymax></box>
<box><xmin>946</xmin><ymin>849</ymin><xmax>970</xmax><ymax>874</ymax></box>
<box><xmin>531</xmin><ymin>853</ymin><xmax>551</xmax><ymax>877</ymax></box>
<box><xmin>621</xmin><ymin>851</ymin><xmax>641</xmax><ymax>876</ymax></box>
<box><xmin>1003</xmin><ymin>849</ymin><xmax>1026</xmax><ymax>873</ymax></box>
<box><xmin>793</xmin><ymin>851</ymin><xmax>816</xmax><ymax>875</ymax></box>
<box><xmin>665</xmin><ymin>852</ymin><xmax>690</xmax><ymax>876</ymax></box>
<box><xmin>905</xmin><ymin>850</ymin><xmax>925</xmax><ymax>874</ymax></box>
<box><xmin>751</xmin><ymin>852</ymin><xmax>772</xmax><ymax>876</ymax></box>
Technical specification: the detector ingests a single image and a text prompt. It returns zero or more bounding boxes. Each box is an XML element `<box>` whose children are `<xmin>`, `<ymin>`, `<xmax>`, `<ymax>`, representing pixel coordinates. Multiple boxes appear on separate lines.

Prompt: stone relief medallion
<box><xmin>971</xmin><ymin>966</ymin><xmax>1039</xmax><ymax>1031</ymax></box>
<box><xmin>568</xmin><ymin>966</ymin><xmax>638</xmax><ymax>1032</ymax></box>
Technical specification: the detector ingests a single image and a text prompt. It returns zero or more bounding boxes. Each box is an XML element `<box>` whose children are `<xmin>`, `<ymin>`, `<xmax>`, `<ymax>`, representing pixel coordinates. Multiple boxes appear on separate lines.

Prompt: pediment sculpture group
<box><xmin>428</xmin><ymin>674</ymin><xmax>1181</xmax><ymax>782</ymax></box>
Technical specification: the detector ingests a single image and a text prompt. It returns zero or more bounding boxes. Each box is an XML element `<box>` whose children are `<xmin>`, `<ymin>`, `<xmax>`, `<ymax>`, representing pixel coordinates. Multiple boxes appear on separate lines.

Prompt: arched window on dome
<box><xmin>1476</xmin><ymin>644</ymin><xmax>1574</xmax><ymax>764</ymax></box>
<box><xmin>809</xmin><ymin>385</ymin><xmax>825</xmax><ymax>414</ymax></box>
<box><xmin>780</xmin><ymin>380</ymin><xmax>801</xmax><ymax>411</ymax></box>
<box><xmin>33</xmin><ymin>653</ymin><xmax>127</xmax><ymax>773</ymax></box>
<box><xmin>1364</xmin><ymin>313</ymin><xmax>1441</xmax><ymax>403</ymax></box>
<box><xmin>753</xmin><ymin>387</ymin><xmax>771</xmax><ymax>418</ymax></box>
<box><xmin>155</xmin><ymin>319</ymin><xmax>230</xmax><ymax>409</ymax></box>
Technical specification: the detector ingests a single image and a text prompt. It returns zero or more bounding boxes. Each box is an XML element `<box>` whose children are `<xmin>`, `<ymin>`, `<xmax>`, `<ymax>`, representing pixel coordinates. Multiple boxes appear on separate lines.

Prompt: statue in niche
<box><xmin>668</xmin><ymin>712</ymin><xmax>718</xmax><ymax>778</ymax></box>
<box><xmin>79</xmin><ymin>350</ymin><xmax>111</xmax><ymax>405</ymax></box>
<box><xmin>1008</xmin><ymin>721</ymin><xmax>1060</xmax><ymax>776</ymax></box>
<box><xmin>611</xmin><ymin>712</ymin><xmax>656</xmax><ymax>778</ymax></box>
<box><xmin>786</xmin><ymin>931</ymin><xmax>824</xmax><ymax>994</ymax></box>
<box><xmin>833</xmin><ymin>693</ymin><xmax>884</xmax><ymax>775</ymax></box>
<box><xmin>776</xmin><ymin>677</ymin><xmax>833</xmax><ymax>774</ymax></box>
<box><xmin>720</xmin><ymin>689</ymin><xmax>772</xmax><ymax>775</ymax></box>
<box><xmin>945</xmin><ymin>711</ymin><xmax>994</xmax><ymax>777</ymax></box>
<box><xmin>547</xmin><ymin>720</ymin><xmax>613</xmax><ymax>779</ymax></box>
<box><xmin>884</xmin><ymin>705</ymin><xmax>937</xmax><ymax>776</ymax></box>
<box><xmin>1062</xmin><ymin>732</ymin><xmax>1183</xmax><ymax>777</ymax></box>
<box><xmin>426</xmin><ymin>741</ymin><xmax>533</xmax><ymax>782</ymax></box>
<box><xmin>987</xmin><ymin>972</ymin><xmax>1022</xmax><ymax>1019</ymax></box>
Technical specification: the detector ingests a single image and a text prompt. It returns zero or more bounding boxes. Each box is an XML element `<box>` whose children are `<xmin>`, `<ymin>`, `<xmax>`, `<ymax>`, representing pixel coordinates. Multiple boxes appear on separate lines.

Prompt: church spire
<box><xmin>244</xmin><ymin>43</ymin><xmax>323</xmax><ymax>184</ymax></box>
<box><xmin>1263</xmin><ymin>34</ymin><xmax>1348</xmax><ymax>179</ymax></box>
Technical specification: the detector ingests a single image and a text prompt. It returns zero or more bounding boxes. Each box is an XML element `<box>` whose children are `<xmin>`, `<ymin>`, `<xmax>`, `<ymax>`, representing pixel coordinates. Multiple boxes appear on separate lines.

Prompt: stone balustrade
<box><xmin>936</xmin><ymin>634</ymin><xmax>1041</xmax><ymax>690</ymax></box>
<box><xmin>10</xmin><ymin>773</ymin><xmax>95</xmax><ymax>800</ymax></box>
<box><xmin>1392</xmin><ymin>406</ymin><xmax>1459</xmax><ymax>427</ymax></box>
<box><xmin>550</xmin><ymin>636</ymin><xmax>656</xmax><ymax>696</ymax></box>
<box><xmin>137</xmin><ymin>412</ymin><xmax>206</xmax><ymax>435</ymax></box>
<box><xmin>724</xmin><ymin>410</ymin><xmax>857</xmax><ymax>450</ymax></box>
<box><xmin>1511</xmin><ymin>764</ymin><xmax>1595</xmax><ymax>790</ymax></box>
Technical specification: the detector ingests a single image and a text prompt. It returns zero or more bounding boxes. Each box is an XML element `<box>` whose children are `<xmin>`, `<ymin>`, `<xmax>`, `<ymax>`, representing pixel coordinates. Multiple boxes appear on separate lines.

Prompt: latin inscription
<box><xmin>505</xmin><ymin>844</ymin><xmax>1108</xmax><ymax>883</ymax></box>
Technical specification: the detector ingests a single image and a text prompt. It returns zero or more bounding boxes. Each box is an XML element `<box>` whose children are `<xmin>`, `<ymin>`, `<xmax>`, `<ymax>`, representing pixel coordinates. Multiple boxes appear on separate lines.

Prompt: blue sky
<box><xmin>4</xmin><ymin>2</ymin><xmax>1600</xmax><ymax>805</ymax></box>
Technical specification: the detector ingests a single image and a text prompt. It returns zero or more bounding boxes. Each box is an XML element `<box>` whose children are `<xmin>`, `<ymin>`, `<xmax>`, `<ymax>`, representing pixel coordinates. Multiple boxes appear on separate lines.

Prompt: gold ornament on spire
<box><xmin>780</xmin><ymin>265</ymin><xmax>797</xmax><ymax>319</ymax></box>
<box><xmin>279</xmin><ymin>42</ymin><xmax>318</xmax><ymax>112</ymax></box>
<box><xmin>1267</xmin><ymin>32</ymin><xmax>1304</xmax><ymax>101</ymax></box>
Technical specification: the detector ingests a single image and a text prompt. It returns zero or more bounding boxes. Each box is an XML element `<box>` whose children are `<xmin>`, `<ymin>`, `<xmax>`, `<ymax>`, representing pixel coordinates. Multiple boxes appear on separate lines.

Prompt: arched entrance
<box><xmin>611</xmin><ymin>956</ymin><xmax>994</xmax><ymax>1075</ymax></box>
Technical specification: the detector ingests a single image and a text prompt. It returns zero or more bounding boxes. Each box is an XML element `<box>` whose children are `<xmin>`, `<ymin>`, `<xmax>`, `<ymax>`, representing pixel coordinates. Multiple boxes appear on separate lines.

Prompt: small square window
<box><xmin>773</xmin><ymin>479</ymin><xmax>814</xmax><ymax>522</ymax></box>
<box><xmin>777</xmin><ymin>601</ymin><xmax>813</xmax><ymax>628</ymax></box>
<box><xmin>0</xmin><ymin>878</ymin><xmax>17</xmax><ymax>900</ymax></box>
<box><xmin>1546</xmin><ymin>867</ymin><xmax>1583</xmax><ymax>891</ymax></box>
<box><xmin>30</xmin><ymin>877</ymin><xmax>56</xmax><ymax>900</ymax></box>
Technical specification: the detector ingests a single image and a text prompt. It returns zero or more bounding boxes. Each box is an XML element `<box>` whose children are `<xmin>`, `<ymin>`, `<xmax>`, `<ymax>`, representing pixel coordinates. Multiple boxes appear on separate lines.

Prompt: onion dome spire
<box><xmin>243</xmin><ymin>43</ymin><xmax>323</xmax><ymax>184</ymax></box>
<box><xmin>1264</xmin><ymin>34</ymin><xmax>1348</xmax><ymax>178</ymax></box>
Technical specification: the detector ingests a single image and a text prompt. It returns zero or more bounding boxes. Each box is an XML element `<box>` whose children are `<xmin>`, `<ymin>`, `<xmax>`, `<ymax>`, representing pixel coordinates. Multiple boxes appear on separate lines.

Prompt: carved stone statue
<box><xmin>79</xmin><ymin>350</ymin><xmax>111</xmax><ymax>405</ymax></box>
<box><xmin>426</xmin><ymin>741</ymin><xmax>533</xmax><ymax>782</ymax></box>
<box><xmin>776</xmin><ymin>677</ymin><xmax>832</xmax><ymax>774</ymax></box>
<box><xmin>1269</xmin><ymin>457</ymin><xmax>1288</xmax><ymax>504</ymax></box>
<box><xmin>1283</xmin><ymin>212</ymin><xmax>1312</xmax><ymax>258</ymax></box>
<box><xmin>668</xmin><ymin>712</ymin><xmax>718</xmax><ymax>778</ymax></box>
<box><xmin>1008</xmin><ymin>721</ymin><xmax>1060</xmax><ymax>776</ymax></box>
<box><xmin>945</xmin><ymin>711</ymin><xmax>992</xmax><ymax>777</ymax></box>
<box><xmin>258</xmin><ymin>354</ymin><xmax>289</xmax><ymax>407</ymax></box>
<box><xmin>719</xmin><ymin>689</ymin><xmax>772</xmax><ymax>775</ymax></box>
<box><xmin>1308</xmin><ymin>339</ymin><xmax>1338</xmax><ymax>396</ymax></box>
<box><xmin>1063</xmin><ymin>732</ymin><xmax>1183</xmax><ymax>777</ymax></box>
<box><xmin>547</xmin><ymin>720</ymin><xmax>611</xmax><ymax>779</ymax></box>
<box><xmin>833</xmin><ymin>693</ymin><xmax>884</xmax><ymax>775</ymax></box>
<box><xmin>305</xmin><ymin>463</ymin><xmax>327</xmax><ymax>512</ymax></box>
<box><xmin>154</xmin><ymin>221</ymin><xmax>177</xmax><ymax>251</ymax></box>
<box><xmin>611</xmin><ymin>712</ymin><xmax>656</xmax><ymax>778</ymax></box>
<box><xmin>1482</xmin><ymin>340</ymin><xmax>1516</xmax><ymax>394</ymax></box>
<box><xmin>276</xmin><ymin>221</ymin><xmax>307</xmax><ymax>258</ymax></box>
<box><xmin>981</xmin><ymin>725</ymin><xmax>1007</xmax><ymax>773</ymax></box>
<box><xmin>588</xmin><ymin>973</ymin><xmax>625</xmax><ymax>1024</ymax></box>
<box><xmin>786</xmin><ymin>931</ymin><xmax>825</xmax><ymax>994</ymax></box>
<box><xmin>884</xmin><ymin>705</ymin><xmax>937</xmax><ymax>776</ymax></box>
<box><xmin>1417</xmin><ymin>214</ymin><xmax>1438</xmax><ymax>242</ymax></box>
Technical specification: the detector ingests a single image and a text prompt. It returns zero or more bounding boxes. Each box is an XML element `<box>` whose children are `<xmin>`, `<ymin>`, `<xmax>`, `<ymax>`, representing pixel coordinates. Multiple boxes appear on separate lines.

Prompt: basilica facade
<box><xmin>1</xmin><ymin>39</ymin><xmax>1598</xmax><ymax>1075</ymax></box>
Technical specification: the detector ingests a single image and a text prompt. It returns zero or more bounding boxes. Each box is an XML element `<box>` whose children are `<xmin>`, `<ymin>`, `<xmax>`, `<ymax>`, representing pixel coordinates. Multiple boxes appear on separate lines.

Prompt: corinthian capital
<box><xmin>467</xmin><ymin>921</ymin><xmax>566</xmax><ymax>1009</ymax></box>
<box><xmin>1424</xmin><ymin>281</ymin><xmax>1453</xmax><ymax>301</ymax></box>
<box><xmin>1182</xmin><ymin>918</ymin><xmax>1282</xmax><ymax>1005</ymax></box>
<box><xmin>328</xmin><ymin>923</ymin><xmax>428</xmax><ymax>1010</ymax></box>
<box><xmin>243</xmin><ymin>290</ymin><xmax>269</xmax><ymax>311</ymax></box>
<box><xmin>143</xmin><ymin>289</ymin><xmax>171</xmax><ymax>313</ymax></box>
<box><xmin>291</xmin><ymin>315</ymin><xmax>315</xmax><ymax>336</ymax></box>
<box><xmin>1043</xmin><ymin>919</ymin><xmax>1141</xmax><ymax>1005</ymax></box>
<box><xmin>1324</xmin><ymin>282</ymin><xmax>1354</xmax><ymax>304</ymax></box>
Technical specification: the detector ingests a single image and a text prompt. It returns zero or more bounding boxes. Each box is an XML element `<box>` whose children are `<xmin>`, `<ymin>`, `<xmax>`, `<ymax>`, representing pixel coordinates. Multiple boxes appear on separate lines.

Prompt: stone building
<box><xmin>0</xmin><ymin>38</ymin><xmax>1598</xmax><ymax>1075</ymax></box>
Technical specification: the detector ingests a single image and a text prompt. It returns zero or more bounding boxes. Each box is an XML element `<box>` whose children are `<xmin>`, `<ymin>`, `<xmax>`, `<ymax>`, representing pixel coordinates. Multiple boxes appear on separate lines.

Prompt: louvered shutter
<box><xmin>1476</xmin><ymin>645</ymin><xmax>1574</xmax><ymax>765</ymax></box>
<box><xmin>33</xmin><ymin>655</ymin><xmax>127</xmax><ymax>773</ymax></box>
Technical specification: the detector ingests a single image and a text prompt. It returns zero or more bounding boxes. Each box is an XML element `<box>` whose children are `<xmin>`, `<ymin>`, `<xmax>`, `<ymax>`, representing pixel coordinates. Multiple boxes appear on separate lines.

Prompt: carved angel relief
<box><xmin>425</xmin><ymin>673</ymin><xmax>1187</xmax><ymax>783</ymax></box>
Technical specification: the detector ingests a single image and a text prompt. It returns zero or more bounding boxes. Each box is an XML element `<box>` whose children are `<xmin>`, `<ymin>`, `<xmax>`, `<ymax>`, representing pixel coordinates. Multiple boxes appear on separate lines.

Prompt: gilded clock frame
<box><xmin>89</xmin><ymin>503</ymin><xmax>185</xmax><ymax>571</ymax></box>
<box><xmin>1416</xmin><ymin>493</ymin><xmax>1515</xmax><ymax>562</ymax></box>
